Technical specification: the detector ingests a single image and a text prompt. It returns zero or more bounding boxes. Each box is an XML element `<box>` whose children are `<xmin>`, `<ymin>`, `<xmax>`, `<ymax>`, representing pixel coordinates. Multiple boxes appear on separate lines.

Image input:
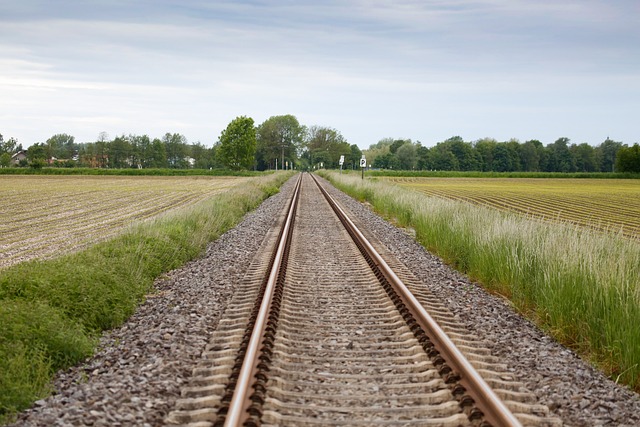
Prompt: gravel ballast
<box><xmin>9</xmin><ymin>174</ymin><xmax>640</xmax><ymax>426</ymax></box>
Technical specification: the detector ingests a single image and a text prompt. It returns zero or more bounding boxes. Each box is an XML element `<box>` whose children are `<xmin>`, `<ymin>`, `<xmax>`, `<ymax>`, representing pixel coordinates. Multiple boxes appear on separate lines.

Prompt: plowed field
<box><xmin>386</xmin><ymin>177</ymin><xmax>640</xmax><ymax>239</ymax></box>
<box><xmin>0</xmin><ymin>175</ymin><xmax>249</xmax><ymax>269</ymax></box>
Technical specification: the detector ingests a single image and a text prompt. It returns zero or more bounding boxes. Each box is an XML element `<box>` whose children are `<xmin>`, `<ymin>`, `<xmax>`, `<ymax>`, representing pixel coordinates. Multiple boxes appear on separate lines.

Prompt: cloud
<box><xmin>1</xmin><ymin>1</ymin><xmax>638</xmax><ymax>148</ymax></box>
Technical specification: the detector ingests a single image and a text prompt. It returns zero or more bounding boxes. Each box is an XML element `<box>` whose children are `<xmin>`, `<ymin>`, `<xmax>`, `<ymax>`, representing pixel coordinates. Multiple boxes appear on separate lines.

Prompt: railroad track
<box><xmin>167</xmin><ymin>173</ymin><xmax>561</xmax><ymax>426</ymax></box>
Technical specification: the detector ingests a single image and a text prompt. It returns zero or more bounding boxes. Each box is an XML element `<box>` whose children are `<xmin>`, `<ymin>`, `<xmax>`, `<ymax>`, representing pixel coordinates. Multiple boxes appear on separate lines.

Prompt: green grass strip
<box><xmin>0</xmin><ymin>172</ymin><xmax>293</xmax><ymax>422</ymax></box>
<box><xmin>320</xmin><ymin>171</ymin><xmax>640</xmax><ymax>392</ymax></box>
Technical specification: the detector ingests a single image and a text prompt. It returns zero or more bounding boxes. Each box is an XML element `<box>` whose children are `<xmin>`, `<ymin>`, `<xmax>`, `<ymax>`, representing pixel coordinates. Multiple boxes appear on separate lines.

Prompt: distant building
<box><xmin>10</xmin><ymin>150</ymin><xmax>27</xmax><ymax>165</ymax></box>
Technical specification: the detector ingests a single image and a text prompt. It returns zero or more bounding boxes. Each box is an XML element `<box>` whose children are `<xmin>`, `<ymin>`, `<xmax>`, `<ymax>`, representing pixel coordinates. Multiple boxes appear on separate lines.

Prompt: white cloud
<box><xmin>0</xmin><ymin>0</ymin><xmax>638</xmax><ymax>148</ymax></box>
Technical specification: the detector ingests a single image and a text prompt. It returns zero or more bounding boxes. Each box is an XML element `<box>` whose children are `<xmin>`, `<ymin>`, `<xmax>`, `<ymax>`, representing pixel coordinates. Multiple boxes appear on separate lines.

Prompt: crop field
<box><xmin>385</xmin><ymin>177</ymin><xmax>640</xmax><ymax>239</ymax></box>
<box><xmin>0</xmin><ymin>175</ymin><xmax>250</xmax><ymax>270</ymax></box>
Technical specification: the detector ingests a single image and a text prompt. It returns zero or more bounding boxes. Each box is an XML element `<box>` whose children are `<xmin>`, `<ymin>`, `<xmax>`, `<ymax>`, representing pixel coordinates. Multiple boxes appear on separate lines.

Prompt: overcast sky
<box><xmin>1</xmin><ymin>1</ymin><xmax>638</xmax><ymax>149</ymax></box>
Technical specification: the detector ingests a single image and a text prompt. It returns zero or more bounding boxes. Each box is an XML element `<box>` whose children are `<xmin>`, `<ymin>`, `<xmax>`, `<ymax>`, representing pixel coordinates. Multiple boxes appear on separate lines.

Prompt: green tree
<box><xmin>150</xmin><ymin>138</ymin><xmax>168</xmax><ymax>168</ymax></box>
<box><xmin>616</xmin><ymin>144</ymin><xmax>640</xmax><ymax>173</ymax></box>
<box><xmin>389</xmin><ymin>139</ymin><xmax>409</xmax><ymax>154</ymax></box>
<box><xmin>93</xmin><ymin>132</ymin><xmax>110</xmax><ymax>168</ymax></box>
<box><xmin>596</xmin><ymin>138</ymin><xmax>623</xmax><ymax>172</ymax></box>
<box><xmin>396</xmin><ymin>142</ymin><xmax>417</xmax><ymax>170</ymax></box>
<box><xmin>130</xmin><ymin>134</ymin><xmax>152</xmax><ymax>168</ymax></box>
<box><xmin>256</xmin><ymin>115</ymin><xmax>305</xmax><ymax>171</ymax></box>
<box><xmin>164</xmin><ymin>133</ymin><xmax>189</xmax><ymax>168</ymax></box>
<box><xmin>190</xmin><ymin>142</ymin><xmax>212</xmax><ymax>169</ymax></box>
<box><xmin>346</xmin><ymin>144</ymin><xmax>362</xmax><ymax>170</ymax></box>
<box><xmin>305</xmin><ymin>125</ymin><xmax>348</xmax><ymax>169</ymax></box>
<box><xmin>108</xmin><ymin>135</ymin><xmax>132</xmax><ymax>168</ymax></box>
<box><xmin>218</xmin><ymin>116</ymin><xmax>256</xmax><ymax>170</ymax></box>
<box><xmin>474</xmin><ymin>138</ymin><xmax>497</xmax><ymax>171</ymax></box>
<box><xmin>520</xmin><ymin>140</ymin><xmax>541</xmax><ymax>171</ymax></box>
<box><xmin>0</xmin><ymin>134</ymin><xmax>18</xmax><ymax>155</ymax></box>
<box><xmin>0</xmin><ymin>152</ymin><xmax>10</xmax><ymax>167</ymax></box>
<box><xmin>493</xmin><ymin>144</ymin><xmax>513</xmax><ymax>172</ymax></box>
<box><xmin>430</xmin><ymin>145</ymin><xmax>458</xmax><ymax>171</ymax></box>
<box><xmin>546</xmin><ymin>137</ymin><xmax>576</xmax><ymax>172</ymax></box>
<box><xmin>571</xmin><ymin>143</ymin><xmax>598</xmax><ymax>172</ymax></box>
<box><xmin>416</xmin><ymin>145</ymin><xmax>430</xmax><ymax>170</ymax></box>
<box><xmin>27</xmin><ymin>143</ymin><xmax>47</xmax><ymax>163</ymax></box>
<box><xmin>45</xmin><ymin>133</ymin><xmax>75</xmax><ymax>159</ymax></box>
<box><xmin>505</xmin><ymin>139</ymin><xmax>522</xmax><ymax>171</ymax></box>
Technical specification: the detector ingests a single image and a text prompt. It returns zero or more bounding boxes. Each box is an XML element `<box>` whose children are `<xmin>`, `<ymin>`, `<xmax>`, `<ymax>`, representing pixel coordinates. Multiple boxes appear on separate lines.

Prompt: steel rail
<box><xmin>223</xmin><ymin>173</ymin><xmax>303</xmax><ymax>427</ymax></box>
<box><xmin>311</xmin><ymin>173</ymin><xmax>523</xmax><ymax>427</ymax></box>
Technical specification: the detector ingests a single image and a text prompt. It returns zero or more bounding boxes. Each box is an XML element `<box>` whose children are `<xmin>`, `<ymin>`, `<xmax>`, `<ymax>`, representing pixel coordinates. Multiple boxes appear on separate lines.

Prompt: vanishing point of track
<box><xmin>167</xmin><ymin>173</ymin><xmax>561</xmax><ymax>427</ymax></box>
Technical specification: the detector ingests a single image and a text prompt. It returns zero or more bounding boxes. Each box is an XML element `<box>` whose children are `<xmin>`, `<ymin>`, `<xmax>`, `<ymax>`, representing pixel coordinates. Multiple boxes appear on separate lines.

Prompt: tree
<box><xmin>430</xmin><ymin>145</ymin><xmax>458</xmax><ymax>170</ymax></box>
<box><xmin>109</xmin><ymin>135</ymin><xmax>132</xmax><ymax>168</ymax></box>
<box><xmin>396</xmin><ymin>142</ymin><xmax>417</xmax><ymax>170</ymax></box>
<box><xmin>520</xmin><ymin>140</ymin><xmax>541</xmax><ymax>172</ymax></box>
<box><xmin>571</xmin><ymin>143</ymin><xmax>597</xmax><ymax>172</ymax></box>
<box><xmin>416</xmin><ymin>145</ymin><xmax>430</xmax><ymax>170</ymax></box>
<box><xmin>442</xmin><ymin>136</ymin><xmax>480</xmax><ymax>171</ymax></box>
<box><xmin>0</xmin><ymin>134</ymin><xmax>18</xmax><ymax>155</ymax></box>
<box><xmin>95</xmin><ymin>132</ymin><xmax>110</xmax><ymax>168</ymax></box>
<box><xmin>163</xmin><ymin>133</ymin><xmax>189</xmax><ymax>168</ymax></box>
<box><xmin>493</xmin><ymin>144</ymin><xmax>513</xmax><ymax>172</ymax></box>
<box><xmin>597</xmin><ymin>138</ymin><xmax>622</xmax><ymax>172</ymax></box>
<box><xmin>474</xmin><ymin>138</ymin><xmax>497</xmax><ymax>171</ymax></box>
<box><xmin>305</xmin><ymin>125</ymin><xmax>348</xmax><ymax>169</ymax></box>
<box><xmin>190</xmin><ymin>142</ymin><xmax>212</xmax><ymax>169</ymax></box>
<box><xmin>616</xmin><ymin>144</ymin><xmax>640</xmax><ymax>173</ymax></box>
<box><xmin>389</xmin><ymin>139</ymin><xmax>409</xmax><ymax>154</ymax></box>
<box><xmin>218</xmin><ymin>116</ymin><xmax>256</xmax><ymax>170</ymax></box>
<box><xmin>546</xmin><ymin>137</ymin><xmax>576</xmax><ymax>172</ymax></box>
<box><xmin>346</xmin><ymin>144</ymin><xmax>362</xmax><ymax>170</ymax></box>
<box><xmin>130</xmin><ymin>134</ymin><xmax>152</xmax><ymax>168</ymax></box>
<box><xmin>27</xmin><ymin>143</ymin><xmax>47</xmax><ymax>163</ymax></box>
<box><xmin>151</xmin><ymin>138</ymin><xmax>167</xmax><ymax>168</ymax></box>
<box><xmin>256</xmin><ymin>115</ymin><xmax>305</xmax><ymax>171</ymax></box>
<box><xmin>0</xmin><ymin>152</ymin><xmax>10</xmax><ymax>167</ymax></box>
<box><xmin>45</xmin><ymin>133</ymin><xmax>75</xmax><ymax>159</ymax></box>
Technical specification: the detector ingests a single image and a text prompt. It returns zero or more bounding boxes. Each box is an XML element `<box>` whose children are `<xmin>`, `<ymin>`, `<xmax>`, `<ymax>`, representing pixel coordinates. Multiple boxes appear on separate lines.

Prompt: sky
<box><xmin>1</xmin><ymin>1</ymin><xmax>638</xmax><ymax>150</ymax></box>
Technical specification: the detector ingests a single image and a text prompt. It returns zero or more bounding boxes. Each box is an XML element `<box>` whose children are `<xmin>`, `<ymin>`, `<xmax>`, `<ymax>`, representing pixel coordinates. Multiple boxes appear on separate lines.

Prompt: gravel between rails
<box><xmin>9</xmin><ymin>174</ymin><xmax>640</xmax><ymax>426</ymax></box>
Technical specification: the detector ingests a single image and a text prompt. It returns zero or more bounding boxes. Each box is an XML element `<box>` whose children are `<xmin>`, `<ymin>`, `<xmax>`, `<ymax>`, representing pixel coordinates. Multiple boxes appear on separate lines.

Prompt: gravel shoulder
<box><xmin>9</xmin><ymin>174</ymin><xmax>640</xmax><ymax>426</ymax></box>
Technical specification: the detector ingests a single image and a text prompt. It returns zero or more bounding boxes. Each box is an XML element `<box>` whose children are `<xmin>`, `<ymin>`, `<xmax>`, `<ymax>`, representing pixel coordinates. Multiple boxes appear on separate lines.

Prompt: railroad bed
<box><xmin>167</xmin><ymin>173</ymin><xmax>561</xmax><ymax>426</ymax></box>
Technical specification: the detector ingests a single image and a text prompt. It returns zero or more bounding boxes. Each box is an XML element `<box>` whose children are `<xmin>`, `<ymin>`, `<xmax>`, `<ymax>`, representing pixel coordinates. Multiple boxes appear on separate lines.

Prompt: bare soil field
<box><xmin>0</xmin><ymin>175</ymin><xmax>250</xmax><ymax>270</ymax></box>
<box><xmin>387</xmin><ymin>177</ymin><xmax>640</xmax><ymax>238</ymax></box>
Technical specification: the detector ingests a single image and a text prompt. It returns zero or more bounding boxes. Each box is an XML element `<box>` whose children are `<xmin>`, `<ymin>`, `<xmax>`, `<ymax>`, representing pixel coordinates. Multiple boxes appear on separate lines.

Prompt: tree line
<box><xmin>364</xmin><ymin>136</ymin><xmax>640</xmax><ymax>173</ymax></box>
<box><xmin>0</xmin><ymin>115</ymin><xmax>363</xmax><ymax>172</ymax></box>
<box><xmin>2</xmin><ymin>120</ymin><xmax>638</xmax><ymax>173</ymax></box>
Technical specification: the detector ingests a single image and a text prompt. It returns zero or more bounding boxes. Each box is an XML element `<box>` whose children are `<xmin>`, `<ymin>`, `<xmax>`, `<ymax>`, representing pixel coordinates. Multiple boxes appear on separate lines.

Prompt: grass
<box><xmin>320</xmin><ymin>170</ymin><xmax>640</xmax><ymax>392</ymax></box>
<box><xmin>0</xmin><ymin>171</ymin><xmax>292</xmax><ymax>422</ymax></box>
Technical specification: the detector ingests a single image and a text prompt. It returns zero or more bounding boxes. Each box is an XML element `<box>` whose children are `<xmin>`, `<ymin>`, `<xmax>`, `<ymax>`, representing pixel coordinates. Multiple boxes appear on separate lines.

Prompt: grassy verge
<box><xmin>320</xmin><ymin>171</ymin><xmax>640</xmax><ymax>391</ymax></box>
<box><xmin>0</xmin><ymin>171</ymin><xmax>294</xmax><ymax>422</ymax></box>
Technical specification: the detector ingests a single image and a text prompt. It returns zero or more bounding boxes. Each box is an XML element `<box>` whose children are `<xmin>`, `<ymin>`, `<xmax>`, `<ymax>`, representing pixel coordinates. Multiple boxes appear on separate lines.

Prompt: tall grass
<box><xmin>0</xmin><ymin>172</ymin><xmax>292</xmax><ymax>422</ymax></box>
<box><xmin>320</xmin><ymin>171</ymin><xmax>640</xmax><ymax>391</ymax></box>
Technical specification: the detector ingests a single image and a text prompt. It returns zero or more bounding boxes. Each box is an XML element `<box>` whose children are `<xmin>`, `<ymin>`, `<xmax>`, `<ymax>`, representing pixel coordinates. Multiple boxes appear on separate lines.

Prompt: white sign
<box><xmin>359</xmin><ymin>158</ymin><xmax>366</xmax><ymax>168</ymax></box>
<box><xmin>339</xmin><ymin>155</ymin><xmax>344</xmax><ymax>166</ymax></box>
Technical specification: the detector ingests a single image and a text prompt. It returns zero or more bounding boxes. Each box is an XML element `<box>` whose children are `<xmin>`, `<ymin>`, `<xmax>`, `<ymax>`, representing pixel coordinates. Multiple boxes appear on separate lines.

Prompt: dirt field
<box><xmin>0</xmin><ymin>175</ymin><xmax>250</xmax><ymax>269</ymax></box>
<box><xmin>386</xmin><ymin>177</ymin><xmax>640</xmax><ymax>238</ymax></box>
